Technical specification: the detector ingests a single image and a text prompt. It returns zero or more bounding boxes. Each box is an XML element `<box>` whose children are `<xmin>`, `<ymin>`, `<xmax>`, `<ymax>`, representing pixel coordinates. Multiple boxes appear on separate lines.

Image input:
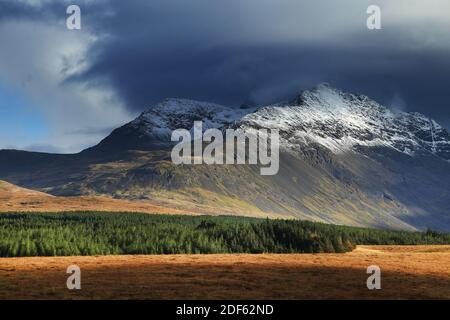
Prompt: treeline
<box><xmin>0</xmin><ymin>212</ymin><xmax>449</xmax><ymax>257</ymax></box>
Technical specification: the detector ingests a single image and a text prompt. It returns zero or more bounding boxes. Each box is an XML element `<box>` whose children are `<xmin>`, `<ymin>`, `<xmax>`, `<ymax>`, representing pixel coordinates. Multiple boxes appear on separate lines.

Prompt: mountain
<box><xmin>1</xmin><ymin>84</ymin><xmax>450</xmax><ymax>231</ymax></box>
<box><xmin>240</xmin><ymin>85</ymin><xmax>450</xmax><ymax>159</ymax></box>
<box><xmin>84</xmin><ymin>98</ymin><xmax>254</xmax><ymax>153</ymax></box>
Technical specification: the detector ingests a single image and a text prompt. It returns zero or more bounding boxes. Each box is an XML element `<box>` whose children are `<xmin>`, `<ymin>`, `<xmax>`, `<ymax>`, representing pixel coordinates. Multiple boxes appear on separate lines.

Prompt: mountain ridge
<box><xmin>86</xmin><ymin>84</ymin><xmax>450</xmax><ymax>160</ymax></box>
<box><xmin>1</xmin><ymin>84</ymin><xmax>450</xmax><ymax>231</ymax></box>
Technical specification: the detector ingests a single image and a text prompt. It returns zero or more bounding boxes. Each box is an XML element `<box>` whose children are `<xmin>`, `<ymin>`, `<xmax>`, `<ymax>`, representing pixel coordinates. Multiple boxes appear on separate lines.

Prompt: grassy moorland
<box><xmin>0</xmin><ymin>212</ymin><xmax>450</xmax><ymax>257</ymax></box>
<box><xmin>1</xmin><ymin>246</ymin><xmax>450</xmax><ymax>299</ymax></box>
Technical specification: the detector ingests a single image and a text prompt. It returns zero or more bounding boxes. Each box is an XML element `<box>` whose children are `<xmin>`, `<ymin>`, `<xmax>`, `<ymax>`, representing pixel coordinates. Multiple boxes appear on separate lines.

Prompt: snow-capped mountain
<box><xmin>2</xmin><ymin>84</ymin><xmax>450</xmax><ymax>231</ymax></box>
<box><xmin>239</xmin><ymin>84</ymin><xmax>450</xmax><ymax>160</ymax></box>
<box><xmin>97</xmin><ymin>84</ymin><xmax>450</xmax><ymax>162</ymax></box>
<box><xmin>90</xmin><ymin>98</ymin><xmax>254</xmax><ymax>152</ymax></box>
<box><xmin>131</xmin><ymin>98</ymin><xmax>253</xmax><ymax>139</ymax></box>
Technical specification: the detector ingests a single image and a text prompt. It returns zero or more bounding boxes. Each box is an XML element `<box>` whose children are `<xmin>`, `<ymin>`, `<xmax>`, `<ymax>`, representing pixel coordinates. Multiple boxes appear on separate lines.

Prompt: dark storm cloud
<box><xmin>2</xmin><ymin>0</ymin><xmax>450</xmax><ymax>128</ymax></box>
<box><xmin>0</xmin><ymin>1</ymin><xmax>64</xmax><ymax>21</ymax></box>
<box><xmin>0</xmin><ymin>1</ymin><xmax>41</xmax><ymax>19</ymax></box>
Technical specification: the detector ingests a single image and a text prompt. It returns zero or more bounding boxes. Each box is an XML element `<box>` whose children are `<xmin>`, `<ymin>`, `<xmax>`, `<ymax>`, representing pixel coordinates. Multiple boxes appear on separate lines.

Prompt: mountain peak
<box><xmin>240</xmin><ymin>85</ymin><xmax>450</xmax><ymax>159</ymax></box>
<box><xmin>91</xmin><ymin>85</ymin><xmax>450</xmax><ymax>160</ymax></box>
<box><xmin>136</xmin><ymin>98</ymin><xmax>250</xmax><ymax>133</ymax></box>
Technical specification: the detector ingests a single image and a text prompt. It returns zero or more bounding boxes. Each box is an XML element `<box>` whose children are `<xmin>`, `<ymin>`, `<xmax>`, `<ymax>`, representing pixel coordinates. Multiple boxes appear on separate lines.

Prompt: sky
<box><xmin>0</xmin><ymin>0</ymin><xmax>449</xmax><ymax>153</ymax></box>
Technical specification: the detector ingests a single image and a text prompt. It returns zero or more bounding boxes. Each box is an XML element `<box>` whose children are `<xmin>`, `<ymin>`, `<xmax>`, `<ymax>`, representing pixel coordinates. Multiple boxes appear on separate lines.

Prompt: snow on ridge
<box><xmin>124</xmin><ymin>85</ymin><xmax>450</xmax><ymax>160</ymax></box>
<box><xmin>238</xmin><ymin>84</ymin><xmax>450</xmax><ymax>159</ymax></box>
<box><xmin>129</xmin><ymin>98</ymin><xmax>256</xmax><ymax>138</ymax></box>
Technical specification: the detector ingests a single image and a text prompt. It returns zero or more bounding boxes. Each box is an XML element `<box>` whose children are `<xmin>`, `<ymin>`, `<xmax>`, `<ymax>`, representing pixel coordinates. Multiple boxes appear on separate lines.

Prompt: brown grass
<box><xmin>0</xmin><ymin>180</ymin><xmax>195</xmax><ymax>215</ymax></box>
<box><xmin>0</xmin><ymin>246</ymin><xmax>449</xmax><ymax>300</ymax></box>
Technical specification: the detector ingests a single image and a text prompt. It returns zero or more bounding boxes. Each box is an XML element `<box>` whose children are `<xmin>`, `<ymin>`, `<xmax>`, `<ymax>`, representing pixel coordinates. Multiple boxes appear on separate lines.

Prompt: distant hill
<box><xmin>0</xmin><ymin>180</ymin><xmax>194</xmax><ymax>215</ymax></box>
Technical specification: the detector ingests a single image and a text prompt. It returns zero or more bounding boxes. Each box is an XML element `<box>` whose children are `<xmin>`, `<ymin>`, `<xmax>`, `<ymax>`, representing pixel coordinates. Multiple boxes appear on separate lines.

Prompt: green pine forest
<box><xmin>0</xmin><ymin>212</ymin><xmax>449</xmax><ymax>257</ymax></box>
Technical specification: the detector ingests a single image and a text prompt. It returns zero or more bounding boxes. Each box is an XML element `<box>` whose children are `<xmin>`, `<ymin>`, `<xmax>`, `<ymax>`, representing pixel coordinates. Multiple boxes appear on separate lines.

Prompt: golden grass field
<box><xmin>0</xmin><ymin>246</ymin><xmax>449</xmax><ymax>300</ymax></box>
<box><xmin>0</xmin><ymin>180</ymin><xmax>196</xmax><ymax>215</ymax></box>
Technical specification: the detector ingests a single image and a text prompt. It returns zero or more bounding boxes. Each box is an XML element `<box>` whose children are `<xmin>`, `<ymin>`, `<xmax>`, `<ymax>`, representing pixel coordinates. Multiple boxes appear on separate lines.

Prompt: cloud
<box><xmin>72</xmin><ymin>1</ymin><xmax>450</xmax><ymax>117</ymax></box>
<box><xmin>0</xmin><ymin>17</ymin><xmax>131</xmax><ymax>153</ymax></box>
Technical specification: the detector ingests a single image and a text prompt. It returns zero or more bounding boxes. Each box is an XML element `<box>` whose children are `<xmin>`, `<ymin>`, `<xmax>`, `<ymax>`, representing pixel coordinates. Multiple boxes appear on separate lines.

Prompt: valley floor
<box><xmin>0</xmin><ymin>246</ymin><xmax>449</xmax><ymax>300</ymax></box>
